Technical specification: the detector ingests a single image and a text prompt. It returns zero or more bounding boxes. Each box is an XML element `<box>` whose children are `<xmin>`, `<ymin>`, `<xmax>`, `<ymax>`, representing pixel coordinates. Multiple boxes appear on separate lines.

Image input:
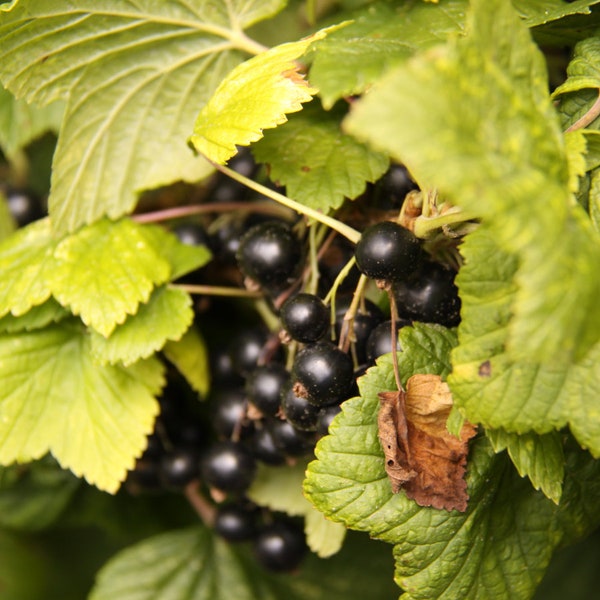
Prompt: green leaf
<box><xmin>304</xmin><ymin>353</ymin><xmax>565</xmax><ymax>599</ymax></box>
<box><xmin>0</xmin><ymin>0</ymin><xmax>286</xmax><ymax>234</ymax></box>
<box><xmin>448</xmin><ymin>226</ymin><xmax>600</xmax><ymax>458</ymax></box>
<box><xmin>0</xmin><ymin>456</ymin><xmax>80</xmax><ymax>531</ymax></box>
<box><xmin>0</xmin><ymin>298</ymin><xmax>69</xmax><ymax>333</ymax></box>
<box><xmin>344</xmin><ymin>0</ymin><xmax>600</xmax><ymax>364</ymax></box>
<box><xmin>141</xmin><ymin>223</ymin><xmax>212</xmax><ymax>281</ymax></box>
<box><xmin>163</xmin><ymin>324</ymin><xmax>211</xmax><ymax>397</ymax></box>
<box><xmin>190</xmin><ymin>29</ymin><xmax>332</xmax><ymax>164</ymax></box>
<box><xmin>90</xmin><ymin>286</ymin><xmax>194</xmax><ymax>366</ymax></box>
<box><xmin>0</xmin><ymin>218</ymin><xmax>57</xmax><ymax>317</ymax></box>
<box><xmin>486</xmin><ymin>429</ymin><xmax>564</xmax><ymax>504</ymax></box>
<box><xmin>513</xmin><ymin>0</ymin><xmax>600</xmax><ymax>26</ymax></box>
<box><xmin>47</xmin><ymin>218</ymin><xmax>171</xmax><ymax>337</ymax></box>
<box><xmin>247</xmin><ymin>461</ymin><xmax>347</xmax><ymax>558</ymax></box>
<box><xmin>0</xmin><ymin>323</ymin><xmax>164</xmax><ymax>493</ymax></box>
<box><xmin>306</xmin><ymin>0</ymin><xmax>467</xmax><ymax>109</ymax></box>
<box><xmin>89</xmin><ymin>526</ymin><xmax>398</xmax><ymax>600</ymax></box>
<box><xmin>252</xmin><ymin>104</ymin><xmax>389</xmax><ymax>213</ymax></box>
<box><xmin>0</xmin><ymin>84</ymin><xmax>63</xmax><ymax>161</ymax></box>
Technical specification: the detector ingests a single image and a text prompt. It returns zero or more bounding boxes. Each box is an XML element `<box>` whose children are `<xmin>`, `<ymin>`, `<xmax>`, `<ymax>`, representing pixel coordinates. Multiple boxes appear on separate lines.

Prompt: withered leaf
<box><xmin>378</xmin><ymin>374</ymin><xmax>477</xmax><ymax>512</ymax></box>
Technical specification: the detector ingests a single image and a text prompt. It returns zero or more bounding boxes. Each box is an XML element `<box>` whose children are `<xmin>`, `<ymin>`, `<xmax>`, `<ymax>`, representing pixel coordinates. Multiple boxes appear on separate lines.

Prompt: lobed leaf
<box><xmin>0</xmin><ymin>324</ymin><xmax>164</xmax><ymax>492</ymax></box>
<box><xmin>189</xmin><ymin>29</ymin><xmax>331</xmax><ymax>164</ymax></box>
<box><xmin>47</xmin><ymin>218</ymin><xmax>171</xmax><ymax>337</ymax></box>
<box><xmin>252</xmin><ymin>104</ymin><xmax>388</xmax><ymax>213</ymax></box>
<box><xmin>0</xmin><ymin>0</ymin><xmax>286</xmax><ymax>234</ymax></box>
<box><xmin>306</xmin><ymin>0</ymin><xmax>467</xmax><ymax>109</ymax></box>
<box><xmin>90</xmin><ymin>286</ymin><xmax>194</xmax><ymax>366</ymax></box>
<box><xmin>0</xmin><ymin>84</ymin><xmax>63</xmax><ymax>161</ymax></box>
<box><xmin>449</xmin><ymin>226</ymin><xmax>600</xmax><ymax>458</ymax></box>
<box><xmin>89</xmin><ymin>525</ymin><xmax>398</xmax><ymax>600</ymax></box>
<box><xmin>162</xmin><ymin>324</ymin><xmax>211</xmax><ymax>397</ymax></box>
<box><xmin>345</xmin><ymin>0</ymin><xmax>600</xmax><ymax>364</ymax></box>
<box><xmin>486</xmin><ymin>429</ymin><xmax>564</xmax><ymax>504</ymax></box>
<box><xmin>0</xmin><ymin>298</ymin><xmax>70</xmax><ymax>334</ymax></box>
<box><xmin>0</xmin><ymin>218</ymin><xmax>57</xmax><ymax>317</ymax></box>
<box><xmin>513</xmin><ymin>0</ymin><xmax>600</xmax><ymax>26</ymax></box>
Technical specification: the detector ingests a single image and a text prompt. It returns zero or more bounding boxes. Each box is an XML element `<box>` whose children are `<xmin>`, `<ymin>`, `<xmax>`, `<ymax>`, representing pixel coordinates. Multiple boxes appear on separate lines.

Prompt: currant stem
<box><xmin>132</xmin><ymin>201</ymin><xmax>294</xmax><ymax>224</ymax></box>
<box><xmin>412</xmin><ymin>208</ymin><xmax>479</xmax><ymax>239</ymax></box>
<box><xmin>184</xmin><ymin>480</ymin><xmax>216</xmax><ymax>526</ymax></box>
<box><xmin>566</xmin><ymin>88</ymin><xmax>600</xmax><ymax>132</ymax></box>
<box><xmin>387</xmin><ymin>290</ymin><xmax>405</xmax><ymax>393</ymax></box>
<box><xmin>209</xmin><ymin>160</ymin><xmax>361</xmax><ymax>244</ymax></box>
<box><xmin>171</xmin><ymin>283</ymin><xmax>263</xmax><ymax>299</ymax></box>
<box><xmin>338</xmin><ymin>274</ymin><xmax>368</xmax><ymax>353</ymax></box>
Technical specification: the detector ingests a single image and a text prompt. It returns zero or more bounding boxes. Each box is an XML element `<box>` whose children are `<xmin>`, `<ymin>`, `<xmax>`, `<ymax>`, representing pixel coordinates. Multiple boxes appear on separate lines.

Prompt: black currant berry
<box><xmin>210</xmin><ymin>387</ymin><xmax>250</xmax><ymax>439</ymax></box>
<box><xmin>201</xmin><ymin>441</ymin><xmax>256</xmax><ymax>494</ymax></box>
<box><xmin>228</xmin><ymin>328</ymin><xmax>268</xmax><ymax>376</ymax></box>
<box><xmin>267</xmin><ymin>418</ymin><xmax>315</xmax><ymax>457</ymax></box>
<box><xmin>245</xmin><ymin>364</ymin><xmax>289</xmax><ymax>417</ymax></box>
<box><xmin>214</xmin><ymin>503</ymin><xmax>258</xmax><ymax>542</ymax></box>
<box><xmin>316</xmin><ymin>405</ymin><xmax>342</xmax><ymax>436</ymax></box>
<box><xmin>370</xmin><ymin>163</ymin><xmax>418</xmax><ymax>209</ymax></box>
<box><xmin>292</xmin><ymin>341</ymin><xmax>354</xmax><ymax>407</ymax></box>
<box><xmin>253</xmin><ymin>520</ymin><xmax>307</xmax><ymax>573</ymax></box>
<box><xmin>127</xmin><ymin>457</ymin><xmax>162</xmax><ymax>491</ymax></box>
<box><xmin>172</xmin><ymin>222</ymin><xmax>210</xmax><ymax>247</ymax></box>
<box><xmin>5</xmin><ymin>187</ymin><xmax>45</xmax><ymax>227</ymax></box>
<box><xmin>366</xmin><ymin>319</ymin><xmax>408</xmax><ymax>365</ymax></box>
<box><xmin>236</xmin><ymin>221</ymin><xmax>302</xmax><ymax>290</ymax></box>
<box><xmin>280</xmin><ymin>293</ymin><xmax>329</xmax><ymax>343</ymax></box>
<box><xmin>355</xmin><ymin>221</ymin><xmax>422</xmax><ymax>282</ymax></box>
<box><xmin>392</xmin><ymin>260</ymin><xmax>461</xmax><ymax>326</ymax></box>
<box><xmin>248</xmin><ymin>425</ymin><xmax>287</xmax><ymax>466</ymax></box>
<box><xmin>159</xmin><ymin>449</ymin><xmax>199</xmax><ymax>489</ymax></box>
<box><xmin>280</xmin><ymin>382</ymin><xmax>320</xmax><ymax>432</ymax></box>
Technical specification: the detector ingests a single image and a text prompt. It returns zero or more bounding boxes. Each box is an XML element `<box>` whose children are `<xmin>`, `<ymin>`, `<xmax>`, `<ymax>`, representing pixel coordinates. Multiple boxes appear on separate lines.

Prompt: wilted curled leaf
<box><xmin>378</xmin><ymin>374</ymin><xmax>477</xmax><ymax>512</ymax></box>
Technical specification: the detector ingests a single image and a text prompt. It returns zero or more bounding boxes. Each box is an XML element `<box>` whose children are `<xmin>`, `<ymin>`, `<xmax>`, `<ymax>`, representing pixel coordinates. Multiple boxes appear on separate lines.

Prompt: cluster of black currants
<box><xmin>126</xmin><ymin>157</ymin><xmax>462</xmax><ymax>573</ymax></box>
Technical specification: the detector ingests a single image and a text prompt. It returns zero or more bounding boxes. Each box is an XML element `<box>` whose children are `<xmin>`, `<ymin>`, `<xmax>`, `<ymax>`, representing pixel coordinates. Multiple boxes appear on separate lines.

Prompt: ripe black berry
<box><xmin>280</xmin><ymin>293</ymin><xmax>329</xmax><ymax>343</ymax></box>
<box><xmin>316</xmin><ymin>405</ymin><xmax>342</xmax><ymax>436</ymax></box>
<box><xmin>228</xmin><ymin>328</ymin><xmax>268</xmax><ymax>376</ymax></box>
<box><xmin>236</xmin><ymin>221</ymin><xmax>302</xmax><ymax>290</ymax></box>
<box><xmin>159</xmin><ymin>449</ymin><xmax>199</xmax><ymax>489</ymax></box>
<box><xmin>5</xmin><ymin>187</ymin><xmax>45</xmax><ymax>227</ymax></box>
<box><xmin>210</xmin><ymin>387</ymin><xmax>250</xmax><ymax>439</ymax></box>
<box><xmin>355</xmin><ymin>221</ymin><xmax>422</xmax><ymax>282</ymax></box>
<box><xmin>280</xmin><ymin>382</ymin><xmax>320</xmax><ymax>432</ymax></box>
<box><xmin>292</xmin><ymin>341</ymin><xmax>354</xmax><ymax>407</ymax></box>
<box><xmin>253</xmin><ymin>520</ymin><xmax>307</xmax><ymax>573</ymax></box>
<box><xmin>267</xmin><ymin>418</ymin><xmax>315</xmax><ymax>457</ymax></box>
<box><xmin>245</xmin><ymin>364</ymin><xmax>289</xmax><ymax>417</ymax></box>
<box><xmin>172</xmin><ymin>222</ymin><xmax>210</xmax><ymax>247</ymax></box>
<box><xmin>392</xmin><ymin>260</ymin><xmax>461</xmax><ymax>326</ymax></box>
<box><xmin>201</xmin><ymin>441</ymin><xmax>256</xmax><ymax>494</ymax></box>
<box><xmin>249</xmin><ymin>425</ymin><xmax>287</xmax><ymax>466</ymax></box>
<box><xmin>214</xmin><ymin>503</ymin><xmax>258</xmax><ymax>542</ymax></box>
<box><xmin>366</xmin><ymin>319</ymin><xmax>408</xmax><ymax>365</ymax></box>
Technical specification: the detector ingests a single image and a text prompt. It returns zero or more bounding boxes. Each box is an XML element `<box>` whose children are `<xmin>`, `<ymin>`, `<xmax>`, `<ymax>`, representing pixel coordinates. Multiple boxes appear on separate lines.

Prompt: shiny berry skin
<box><xmin>280</xmin><ymin>293</ymin><xmax>329</xmax><ymax>343</ymax></box>
<box><xmin>5</xmin><ymin>187</ymin><xmax>45</xmax><ymax>227</ymax></box>
<box><xmin>249</xmin><ymin>425</ymin><xmax>286</xmax><ymax>466</ymax></box>
<box><xmin>355</xmin><ymin>221</ymin><xmax>422</xmax><ymax>282</ymax></box>
<box><xmin>159</xmin><ymin>449</ymin><xmax>199</xmax><ymax>489</ymax></box>
<box><xmin>214</xmin><ymin>504</ymin><xmax>257</xmax><ymax>542</ymax></box>
<box><xmin>236</xmin><ymin>221</ymin><xmax>302</xmax><ymax>290</ymax></box>
<box><xmin>210</xmin><ymin>387</ymin><xmax>250</xmax><ymax>439</ymax></box>
<box><xmin>267</xmin><ymin>418</ymin><xmax>315</xmax><ymax>457</ymax></box>
<box><xmin>316</xmin><ymin>405</ymin><xmax>342</xmax><ymax>436</ymax></box>
<box><xmin>245</xmin><ymin>364</ymin><xmax>289</xmax><ymax>417</ymax></box>
<box><xmin>253</xmin><ymin>520</ymin><xmax>307</xmax><ymax>573</ymax></box>
<box><xmin>392</xmin><ymin>260</ymin><xmax>461</xmax><ymax>326</ymax></box>
<box><xmin>172</xmin><ymin>222</ymin><xmax>209</xmax><ymax>247</ymax></box>
<box><xmin>201</xmin><ymin>441</ymin><xmax>256</xmax><ymax>494</ymax></box>
<box><xmin>280</xmin><ymin>383</ymin><xmax>320</xmax><ymax>432</ymax></box>
<box><xmin>228</xmin><ymin>328</ymin><xmax>268</xmax><ymax>376</ymax></box>
<box><xmin>366</xmin><ymin>320</ymin><xmax>408</xmax><ymax>365</ymax></box>
<box><xmin>292</xmin><ymin>342</ymin><xmax>354</xmax><ymax>407</ymax></box>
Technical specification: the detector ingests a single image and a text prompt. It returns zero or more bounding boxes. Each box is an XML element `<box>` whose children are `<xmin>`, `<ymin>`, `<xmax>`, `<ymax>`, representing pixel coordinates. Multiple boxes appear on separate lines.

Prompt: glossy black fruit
<box><xmin>267</xmin><ymin>418</ymin><xmax>315</xmax><ymax>457</ymax></box>
<box><xmin>316</xmin><ymin>405</ymin><xmax>342</xmax><ymax>436</ymax></box>
<box><xmin>201</xmin><ymin>441</ymin><xmax>257</xmax><ymax>494</ymax></box>
<box><xmin>253</xmin><ymin>520</ymin><xmax>307</xmax><ymax>573</ymax></box>
<box><xmin>245</xmin><ymin>364</ymin><xmax>289</xmax><ymax>417</ymax></box>
<box><xmin>228</xmin><ymin>328</ymin><xmax>268</xmax><ymax>376</ymax></box>
<box><xmin>292</xmin><ymin>341</ymin><xmax>354</xmax><ymax>407</ymax></box>
<box><xmin>236</xmin><ymin>221</ymin><xmax>302</xmax><ymax>290</ymax></box>
<box><xmin>392</xmin><ymin>260</ymin><xmax>461</xmax><ymax>326</ymax></box>
<box><xmin>355</xmin><ymin>221</ymin><xmax>422</xmax><ymax>282</ymax></box>
<box><xmin>280</xmin><ymin>383</ymin><xmax>321</xmax><ymax>432</ymax></box>
<box><xmin>366</xmin><ymin>319</ymin><xmax>408</xmax><ymax>365</ymax></box>
<box><xmin>172</xmin><ymin>222</ymin><xmax>210</xmax><ymax>247</ymax></box>
<box><xmin>214</xmin><ymin>503</ymin><xmax>257</xmax><ymax>542</ymax></box>
<box><xmin>159</xmin><ymin>449</ymin><xmax>199</xmax><ymax>488</ymax></box>
<box><xmin>210</xmin><ymin>387</ymin><xmax>250</xmax><ymax>439</ymax></box>
<box><xmin>5</xmin><ymin>187</ymin><xmax>45</xmax><ymax>227</ymax></box>
<box><xmin>249</xmin><ymin>425</ymin><xmax>287</xmax><ymax>466</ymax></box>
<box><xmin>370</xmin><ymin>163</ymin><xmax>418</xmax><ymax>209</ymax></box>
<box><xmin>280</xmin><ymin>293</ymin><xmax>329</xmax><ymax>343</ymax></box>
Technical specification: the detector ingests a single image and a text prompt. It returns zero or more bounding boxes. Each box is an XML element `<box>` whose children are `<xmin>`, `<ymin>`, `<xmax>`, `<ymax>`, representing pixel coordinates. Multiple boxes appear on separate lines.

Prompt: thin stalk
<box><xmin>171</xmin><ymin>283</ymin><xmax>263</xmax><ymax>298</ymax></box>
<box><xmin>387</xmin><ymin>290</ymin><xmax>404</xmax><ymax>393</ymax></box>
<box><xmin>184</xmin><ymin>481</ymin><xmax>216</xmax><ymax>526</ymax></box>
<box><xmin>566</xmin><ymin>88</ymin><xmax>600</xmax><ymax>132</ymax></box>
<box><xmin>413</xmin><ymin>208</ymin><xmax>479</xmax><ymax>239</ymax></box>
<box><xmin>210</xmin><ymin>161</ymin><xmax>361</xmax><ymax>244</ymax></box>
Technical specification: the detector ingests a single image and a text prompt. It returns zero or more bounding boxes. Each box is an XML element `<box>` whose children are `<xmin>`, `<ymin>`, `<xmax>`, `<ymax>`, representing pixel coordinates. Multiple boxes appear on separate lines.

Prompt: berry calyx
<box><xmin>355</xmin><ymin>221</ymin><xmax>422</xmax><ymax>282</ymax></box>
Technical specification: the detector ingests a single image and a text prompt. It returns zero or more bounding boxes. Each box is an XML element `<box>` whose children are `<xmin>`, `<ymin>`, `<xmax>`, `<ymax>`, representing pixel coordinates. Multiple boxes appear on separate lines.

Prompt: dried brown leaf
<box><xmin>378</xmin><ymin>374</ymin><xmax>477</xmax><ymax>512</ymax></box>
